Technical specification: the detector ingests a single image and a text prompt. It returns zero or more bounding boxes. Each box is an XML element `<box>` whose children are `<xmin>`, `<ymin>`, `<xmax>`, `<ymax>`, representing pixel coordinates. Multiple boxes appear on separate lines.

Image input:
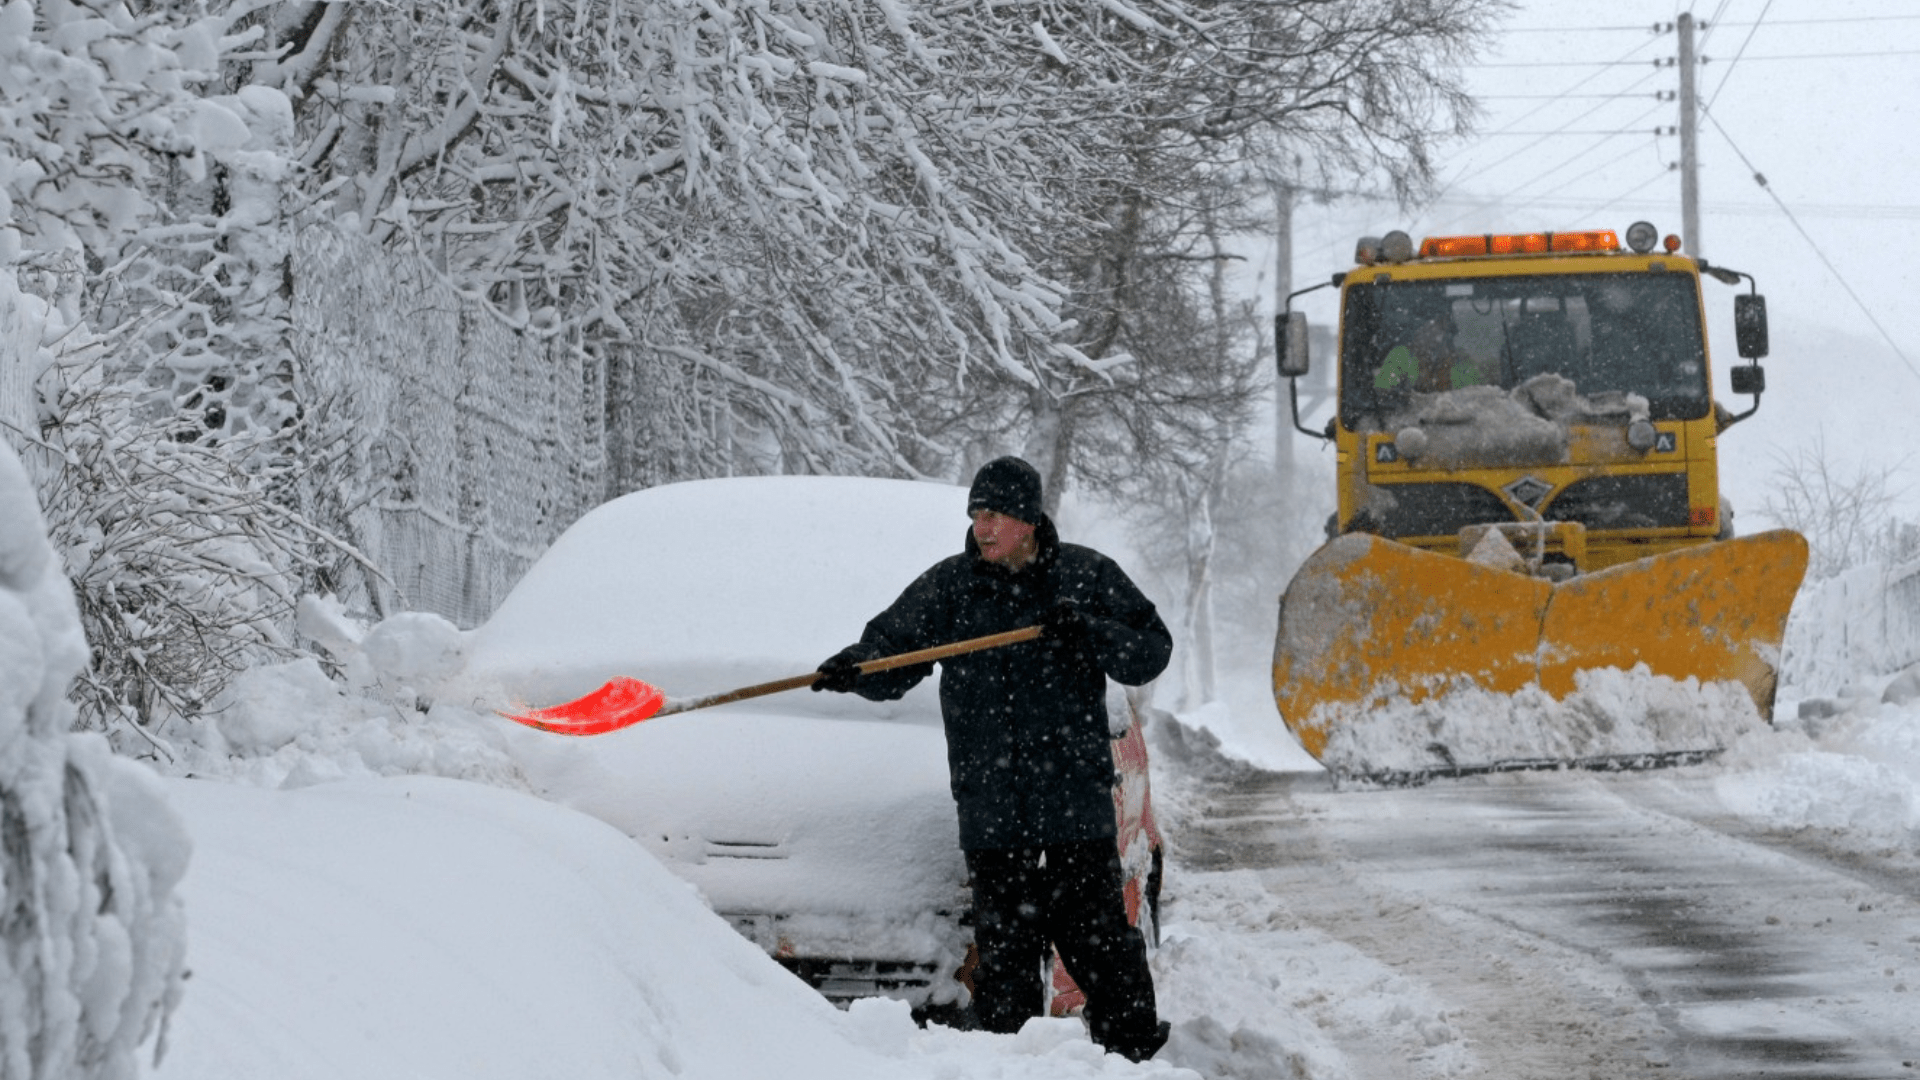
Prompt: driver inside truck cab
<box><xmin>1374</xmin><ymin>309</ymin><xmax>1486</xmax><ymax>393</ymax></box>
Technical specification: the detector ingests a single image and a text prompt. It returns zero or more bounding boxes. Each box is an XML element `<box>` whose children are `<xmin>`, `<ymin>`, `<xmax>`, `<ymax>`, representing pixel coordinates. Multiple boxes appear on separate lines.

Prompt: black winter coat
<box><xmin>834</xmin><ymin>515</ymin><xmax>1172</xmax><ymax>851</ymax></box>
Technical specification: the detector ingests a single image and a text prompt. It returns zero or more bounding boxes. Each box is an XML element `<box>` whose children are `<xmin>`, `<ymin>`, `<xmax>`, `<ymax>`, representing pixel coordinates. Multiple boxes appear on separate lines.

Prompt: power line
<box><xmin>1427</xmin><ymin>38</ymin><xmax>1666</xmax><ymax>210</ymax></box>
<box><xmin>1421</xmin><ymin>94</ymin><xmax>1668</xmax><ymax>233</ymax></box>
<box><xmin>1697</xmin><ymin>0</ymin><xmax>1738</xmax><ymax>56</ymax></box>
<box><xmin>1504</xmin><ymin>15</ymin><xmax>1920</xmax><ymax>32</ymax></box>
<box><xmin>1708</xmin><ymin>49</ymin><xmax>1920</xmax><ymax>61</ymax></box>
<box><xmin>1468</xmin><ymin>58</ymin><xmax>1678</xmax><ymax>67</ymax></box>
<box><xmin>1704</xmin><ymin>0</ymin><xmax>1775</xmax><ymax>111</ymax></box>
<box><xmin>1424</xmin><ymin>194</ymin><xmax>1920</xmax><ymax>220</ymax></box>
<box><xmin>1469</xmin><ymin>49</ymin><xmax>1920</xmax><ymax>67</ymax></box>
<box><xmin>1481</xmin><ymin>92</ymin><xmax>1674</xmax><ymax>100</ymax></box>
<box><xmin>1708</xmin><ymin>14</ymin><xmax>1920</xmax><ymax>26</ymax></box>
<box><xmin>1699</xmin><ymin>110</ymin><xmax>1920</xmax><ymax>385</ymax></box>
<box><xmin>1483</xmin><ymin>128</ymin><xmax>1679</xmax><ymax>136</ymax></box>
<box><xmin>1502</xmin><ymin>23</ymin><xmax>1671</xmax><ymax>33</ymax></box>
<box><xmin>1583</xmin><ymin>169</ymin><xmax>1677</xmax><ymax>219</ymax></box>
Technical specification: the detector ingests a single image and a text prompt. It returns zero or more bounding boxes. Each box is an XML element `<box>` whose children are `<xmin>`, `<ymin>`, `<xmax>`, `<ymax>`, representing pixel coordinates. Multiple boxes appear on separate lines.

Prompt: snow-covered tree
<box><xmin>2</xmin><ymin>0</ymin><xmax>1500</xmax><ymax>731</ymax></box>
<box><xmin>224</xmin><ymin>0</ymin><xmax>1092</xmax><ymax>482</ymax></box>
<box><xmin>216</xmin><ymin>0</ymin><xmax>1501</xmax><ymax>489</ymax></box>
<box><xmin>0</xmin><ymin>416</ymin><xmax>189</xmax><ymax>1080</ymax></box>
<box><xmin>897</xmin><ymin>0</ymin><xmax>1498</xmax><ymax>500</ymax></box>
<box><xmin>0</xmin><ymin>0</ymin><xmax>297</xmax><ymax>443</ymax></box>
<box><xmin>1</xmin><ymin>3</ymin><xmax>348</xmax><ymax>734</ymax></box>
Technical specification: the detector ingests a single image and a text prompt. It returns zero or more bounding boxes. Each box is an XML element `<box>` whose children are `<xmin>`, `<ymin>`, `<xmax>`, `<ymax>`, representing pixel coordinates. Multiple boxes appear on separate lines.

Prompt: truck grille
<box><xmin>1365</xmin><ymin>482</ymin><xmax>1515</xmax><ymax>538</ymax></box>
<box><xmin>1544</xmin><ymin>473</ymin><xmax>1690</xmax><ymax>529</ymax></box>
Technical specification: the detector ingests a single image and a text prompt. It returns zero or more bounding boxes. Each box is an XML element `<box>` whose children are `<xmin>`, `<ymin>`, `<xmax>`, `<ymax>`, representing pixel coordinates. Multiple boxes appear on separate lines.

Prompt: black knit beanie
<box><xmin>967</xmin><ymin>456</ymin><xmax>1044</xmax><ymax>525</ymax></box>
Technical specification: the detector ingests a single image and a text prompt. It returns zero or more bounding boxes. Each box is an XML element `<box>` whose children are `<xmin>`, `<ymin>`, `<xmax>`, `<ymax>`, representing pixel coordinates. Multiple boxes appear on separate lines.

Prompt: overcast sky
<box><xmin>1258</xmin><ymin>0</ymin><xmax>1920</xmax><ymax>520</ymax></box>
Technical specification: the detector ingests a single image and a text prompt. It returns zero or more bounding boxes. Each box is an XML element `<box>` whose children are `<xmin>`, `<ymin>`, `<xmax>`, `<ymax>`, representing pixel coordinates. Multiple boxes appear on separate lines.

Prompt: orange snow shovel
<box><xmin>499</xmin><ymin>625</ymin><xmax>1044</xmax><ymax>736</ymax></box>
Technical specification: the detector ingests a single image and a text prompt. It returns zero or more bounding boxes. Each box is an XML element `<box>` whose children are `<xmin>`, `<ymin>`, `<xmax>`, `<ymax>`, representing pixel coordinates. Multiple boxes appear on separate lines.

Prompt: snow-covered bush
<box><xmin>1763</xmin><ymin>438</ymin><xmax>1920</xmax><ymax>579</ymax></box>
<box><xmin>22</xmin><ymin>345</ymin><xmax>362</xmax><ymax>741</ymax></box>
<box><xmin>0</xmin><ymin>432</ymin><xmax>189</xmax><ymax>1080</ymax></box>
<box><xmin>1</xmin><ymin>2</ymin><xmax>329</xmax><ymax>739</ymax></box>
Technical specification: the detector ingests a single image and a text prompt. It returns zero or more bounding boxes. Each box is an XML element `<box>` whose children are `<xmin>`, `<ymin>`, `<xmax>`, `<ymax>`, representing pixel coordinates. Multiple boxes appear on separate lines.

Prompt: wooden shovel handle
<box><xmin>655</xmin><ymin>625</ymin><xmax>1044</xmax><ymax>717</ymax></box>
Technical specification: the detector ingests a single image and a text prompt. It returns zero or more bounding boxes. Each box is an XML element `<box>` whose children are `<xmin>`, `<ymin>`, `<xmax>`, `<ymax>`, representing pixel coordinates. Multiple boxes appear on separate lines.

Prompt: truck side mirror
<box><xmin>1734</xmin><ymin>294</ymin><xmax>1768</xmax><ymax>360</ymax></box>
<box><xmin>1730</xmin><ymin>364</ymin><xmax>1766</xmax><ymax>395</ymax></box>
<box><xmin>1278</xmin><ymin>311</ymin><xmax>1311</xmax><ymax>378</ymax></box>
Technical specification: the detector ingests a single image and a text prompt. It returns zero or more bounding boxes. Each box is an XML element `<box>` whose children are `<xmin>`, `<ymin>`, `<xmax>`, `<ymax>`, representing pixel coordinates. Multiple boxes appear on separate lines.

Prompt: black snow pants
<box><xmin>963</xmin><ymin>840</ymin><xmax>1166</xmax><ymax>1062</ymax></box>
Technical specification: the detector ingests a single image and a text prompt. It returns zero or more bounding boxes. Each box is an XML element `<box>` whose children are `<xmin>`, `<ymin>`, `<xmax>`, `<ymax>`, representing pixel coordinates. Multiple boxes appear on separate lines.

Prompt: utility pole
<box><xmin>1273</xmin><ymin>182</ymin><xmax>1295</xmax><ymax>475</ymax></box>
<box><xmin>1678</xmin><ymin>12</ymin><xmax>1701</xmax><ymax>257</ymax></box>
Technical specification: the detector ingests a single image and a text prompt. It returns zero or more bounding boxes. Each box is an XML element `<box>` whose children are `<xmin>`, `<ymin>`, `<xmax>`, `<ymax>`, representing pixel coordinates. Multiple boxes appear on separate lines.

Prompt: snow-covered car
<box><xmin>463</xmin><ymin>475</ymin><xmax>1164</xmax><ymax>1019</ymax></box>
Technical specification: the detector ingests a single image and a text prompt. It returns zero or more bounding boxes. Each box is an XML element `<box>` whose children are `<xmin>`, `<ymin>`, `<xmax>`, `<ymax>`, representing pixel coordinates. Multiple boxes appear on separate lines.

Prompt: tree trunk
<box><xmin>1024</xmin><ymin>389</ymin><xmax>1074</xmax><ymax>517</ymax></box>
<box><xmin>1178</xmin><ymin>455</ymin><xmax>1228</xmax><ymax>709</ymax></box>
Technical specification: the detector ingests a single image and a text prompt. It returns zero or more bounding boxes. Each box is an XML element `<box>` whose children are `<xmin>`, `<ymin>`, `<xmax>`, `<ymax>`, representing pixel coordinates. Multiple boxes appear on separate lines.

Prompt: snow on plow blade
<box><xmin>1272</xmin><ymin>530</ymin><xmax>1809</xmax><ymax>783</ymax></box>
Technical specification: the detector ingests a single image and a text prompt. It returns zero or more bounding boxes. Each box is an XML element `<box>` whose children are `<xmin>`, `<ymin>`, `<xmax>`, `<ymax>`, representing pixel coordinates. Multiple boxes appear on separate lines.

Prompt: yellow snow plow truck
<box><xmin>1274</xmin><ymin>224</ymin><xmax>1807</xmax><ymax>784</ymax></box>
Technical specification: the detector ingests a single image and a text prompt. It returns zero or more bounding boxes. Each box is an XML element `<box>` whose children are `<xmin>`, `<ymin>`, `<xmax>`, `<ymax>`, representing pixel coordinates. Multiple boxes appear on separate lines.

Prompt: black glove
<box><xmin>1040</xmin><ymin>598</ymin><xmax>1089</xmax><ymax>645</ymax></box>
<box><xmin>812</xmin><ymin>651</ymin><xmax>862</xmax><ymax>693</ymax></box>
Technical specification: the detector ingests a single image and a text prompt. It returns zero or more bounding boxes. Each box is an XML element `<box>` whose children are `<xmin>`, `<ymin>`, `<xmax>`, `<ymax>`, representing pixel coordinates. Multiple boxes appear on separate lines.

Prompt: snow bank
<box><xmin>153</xmin><ymin>773</ymin><xmax>1206</xmax><ymax>1080</ymax></box>
<box><xmin>1712</xmin><ymin>672</ymin><xmax>1920</xmax><ymax>853</ymax></box>
<box><xmin>1695</xmin><ymin>557</ymin><xmax>1920</xmax><ymax>853</ymax></box>
<box><xmin>0</xmin><ymin>432</ymin><xmax>188</xmax><ymax>1079</ymax></box>
<box><xmin>1779</xmin><ymin>556</ymin><xmax>1920</xmax><ymax>698</ymax></box>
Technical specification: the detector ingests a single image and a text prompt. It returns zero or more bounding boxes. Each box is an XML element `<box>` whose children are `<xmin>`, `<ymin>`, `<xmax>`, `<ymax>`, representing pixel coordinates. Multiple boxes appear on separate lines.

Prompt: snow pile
<box><xmin>151</xmin><ymin>596</ymin><xmax>525</xmax><ymax>793</ymax></box>
<box><xmin>1383</xmin><ymin>374</ymin><xmax>1650</xmax><ymax>469</ymax></box>
<box><xmin>0</xmin><ymin>436</ymin><xmax>188</xmax><ymax>1079</ymax></box>
<box><xmin>1694</xmin><ymin>557</ymin><xmax>1920</xmax><ymax>853</ymax></box>
<box><xmin>1711</xmin><ymin>667</ymin><xmax>1920</xmax><ymax>852</ymax></box>
<box><xmin>1315</xmin><ymin>665</ymin><xmax>1763</xmax><ymax>780</ymax></box>
<box><xmin>1778</xmin><ymin>556</ymin><xmax>1920</xmax><ymax>698</ymax></box>
<box><xmin>156</xmin><ymin>586</ymin><xmax>975</xmax><ymax>975</ymax></box>
<box><xmin>1387</xmin><ymin>384</ymin><xmax>1561</xmax><ymax>467</ymax></box>
<box><xmin>1148</xmin><ymin>703</ymin><xmax>1270</xmax><ymax>785</ymax></box>
<box><xmin>156</xmin><ymin>773</ymin><xmax>1205</xmax><ymax>1080</ymax></box>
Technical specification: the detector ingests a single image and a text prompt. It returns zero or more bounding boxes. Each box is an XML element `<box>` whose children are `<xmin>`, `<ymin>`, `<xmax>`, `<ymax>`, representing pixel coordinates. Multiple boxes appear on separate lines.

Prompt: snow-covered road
<box><xmin>1168</xmin><ymin>767</ymin><xmax>1920</xmax><ymax>1079</ymax></box>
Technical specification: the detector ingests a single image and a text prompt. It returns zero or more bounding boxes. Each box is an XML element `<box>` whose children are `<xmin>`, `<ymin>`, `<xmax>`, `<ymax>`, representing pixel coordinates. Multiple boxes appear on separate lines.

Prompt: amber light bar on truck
<box><xmin>1418</xmin><ymin>230</ymin><xmax>1621</xmax><ymax>258</ymax></box>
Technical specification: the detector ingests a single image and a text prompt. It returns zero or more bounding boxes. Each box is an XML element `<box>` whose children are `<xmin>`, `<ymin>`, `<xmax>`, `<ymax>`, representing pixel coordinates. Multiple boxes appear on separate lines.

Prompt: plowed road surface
<box><xmin>1177</xmin><ymin>768</ymin><xmax>1920</xmax><ymax>1078</ymax></box>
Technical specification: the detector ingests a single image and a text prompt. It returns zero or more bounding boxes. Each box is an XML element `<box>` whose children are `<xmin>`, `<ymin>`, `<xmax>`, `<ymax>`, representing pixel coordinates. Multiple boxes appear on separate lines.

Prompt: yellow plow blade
<box><xmin>1272</xmin><ymin>530</ymin><xmax>1808</xmax><ymax>777</ymax></box>
<box><xmin>1537</xmin><ymin>530</ymin><xmax>1809</xmax><ymax>718</ymax></box>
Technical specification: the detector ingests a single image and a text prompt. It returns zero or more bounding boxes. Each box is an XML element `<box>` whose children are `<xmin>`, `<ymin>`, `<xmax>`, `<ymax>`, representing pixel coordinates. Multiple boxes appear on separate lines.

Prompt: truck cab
<box><xmin>1281</xmin><ymin>224</ymin><xmax>1770</xmax><ymax>575</ymax></box>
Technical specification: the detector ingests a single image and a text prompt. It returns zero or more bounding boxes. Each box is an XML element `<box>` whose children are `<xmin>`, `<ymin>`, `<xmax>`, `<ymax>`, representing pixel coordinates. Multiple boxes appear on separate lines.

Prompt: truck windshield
<box><xmin>1338</xmin><ymin>272</ymin><xmax>1710</xmax><ymax>426</ymax></box>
